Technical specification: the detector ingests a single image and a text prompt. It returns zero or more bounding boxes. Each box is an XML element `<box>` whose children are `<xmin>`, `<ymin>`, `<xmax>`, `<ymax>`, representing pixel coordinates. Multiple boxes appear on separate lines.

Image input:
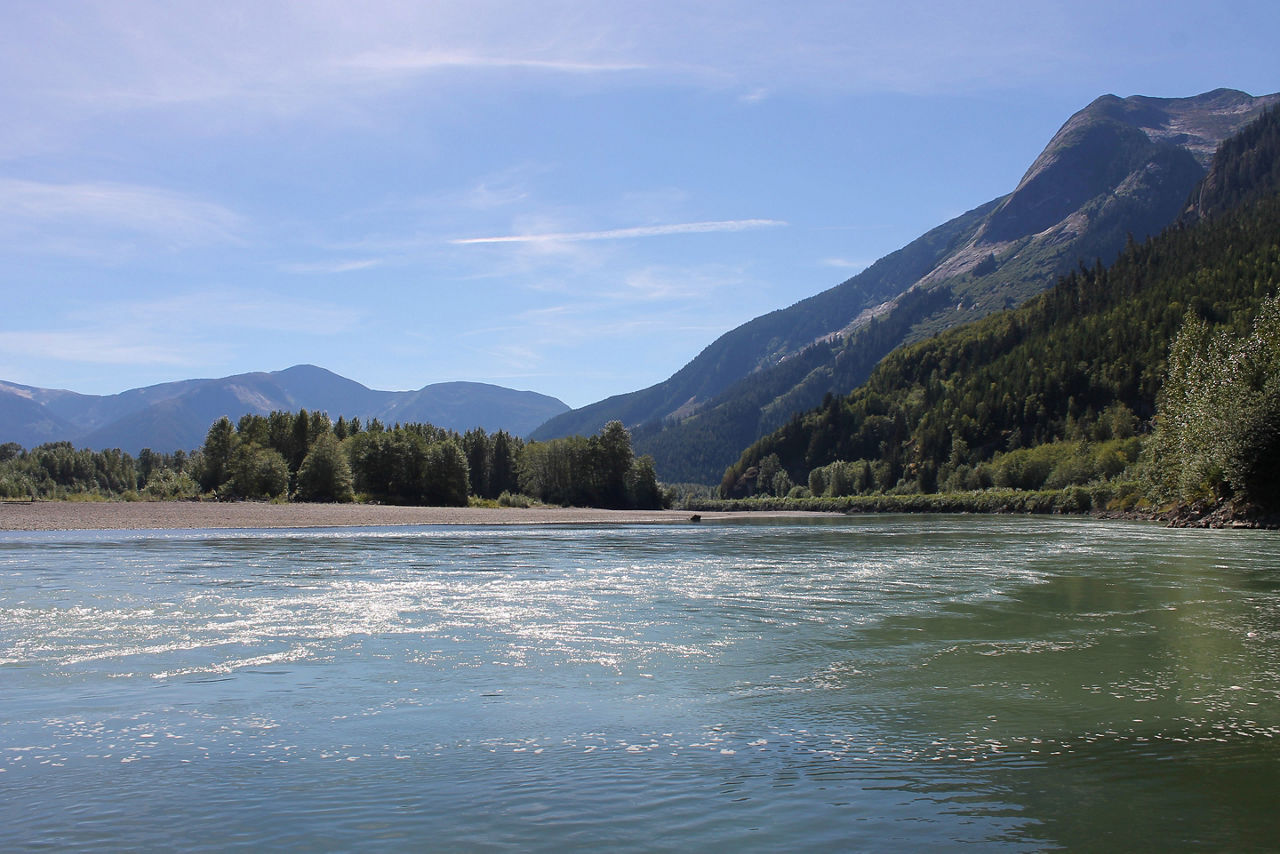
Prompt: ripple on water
<box><xmin>2</xmin><ymin>517</ymin><xmax>1279</xmax><ymax>851</ymax></box>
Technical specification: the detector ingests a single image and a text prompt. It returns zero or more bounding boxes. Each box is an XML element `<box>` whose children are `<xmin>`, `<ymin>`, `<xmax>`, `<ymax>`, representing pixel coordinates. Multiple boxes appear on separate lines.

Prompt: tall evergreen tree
<box><xmin>463</xmin><ymin>428</ymin><xmax>492</xmax><ymax>499</ymax></box>
<box><xmin>295</xmin><ymin>433</ymin><xmax>355</xmax><ymax>503</ymax></box>
<box><xmin>199</xmin><ymin>416</ymin><xmax>237</xmax><ymax>493</ymax></box>
<box><xmin>489</xmin><ymin>430</ymin><xmax>520</xmax><ymax>497</ymax></box>
<box><xmin>595</xmin><ymin>421</ymin><xmax>634</xmax><ymax>508</ymax></box>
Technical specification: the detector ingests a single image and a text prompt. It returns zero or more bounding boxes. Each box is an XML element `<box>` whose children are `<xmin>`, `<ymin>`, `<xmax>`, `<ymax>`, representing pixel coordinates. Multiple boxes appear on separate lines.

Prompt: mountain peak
<box><xmin>977</xmin><ymin>89</ymin><xmax>1279</xmax><ymax>248</ymax></box>
<box><xmin>1082</xmin><ymin>88</ymin><xmax>1275</xmax><ymax>166</ymax></box>
<box><xmin>0</xmin><ymin>367</ymin><xmax>569</xmax><ymax>451</ymax></box>
<box><xmin>274</xmin><ymin>364</ymin><xmax>345</xmax><ymax>379</ymax></box>
<box><xmin>533</xmin><ymin>87</ymin><xmax>1280</xmax><ymax>483</ymax></box>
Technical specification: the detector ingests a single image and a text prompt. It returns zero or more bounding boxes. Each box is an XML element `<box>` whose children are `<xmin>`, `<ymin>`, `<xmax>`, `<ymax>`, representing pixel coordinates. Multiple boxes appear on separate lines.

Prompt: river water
<box><xmin>2</xmin><ymin>516</ymin><xmax>1278</xmax><ymax>851</ymax></box>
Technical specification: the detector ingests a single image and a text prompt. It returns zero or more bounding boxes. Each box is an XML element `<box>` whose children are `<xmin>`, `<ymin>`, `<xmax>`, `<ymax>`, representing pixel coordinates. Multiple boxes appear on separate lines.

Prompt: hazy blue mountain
<box><xmin>0</xmin><ymin>366</ymin><xmax>568</xmax><ymax>452</ymax></box>
<box><xmin>0</xmin><ymin>383</ymin><xmax>78</xmax><ymax>448</ymax></box>
<box><xmin>532</xmin><ymin>88</ymin><xmax>1280</xmax><ymax>483</ymax></box>
<box><xmin>380</xmin><ymin>381</ymin><xmax>578</xmax><ymax>435</ymax></box>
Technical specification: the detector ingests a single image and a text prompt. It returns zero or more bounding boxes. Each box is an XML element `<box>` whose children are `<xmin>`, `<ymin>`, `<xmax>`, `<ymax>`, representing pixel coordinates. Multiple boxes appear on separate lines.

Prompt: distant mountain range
<box><xmin>532</xmin><ymin>88</ymin><xmax>1280</xmax><ymax>483</ymax></box>
<box><xmin>0</xmin><ymin>365</ymin><xmax>569</xmax><ymax>453</ymax></box>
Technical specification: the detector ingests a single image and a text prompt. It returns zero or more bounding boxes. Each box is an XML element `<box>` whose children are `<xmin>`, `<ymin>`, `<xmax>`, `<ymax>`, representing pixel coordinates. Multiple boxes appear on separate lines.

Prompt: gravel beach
<box><xmin>0</xmin><ymin>501</ymin><xmax>819</xmax><ymax>532</ymax></box>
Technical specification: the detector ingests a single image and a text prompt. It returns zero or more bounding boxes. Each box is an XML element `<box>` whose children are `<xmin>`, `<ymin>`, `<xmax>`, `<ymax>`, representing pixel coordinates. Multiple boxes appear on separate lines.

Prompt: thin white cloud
<box><xmin>460</xmin><ymin>165</ymin><xmax>549</xmax><ymax>210</ymax></box>
<box><xmin>619</xmin><ymin>265</ymin><xmax>748</xmax><ymax>302</ymax></box>
<box><xmin>452</xmin><ymin>218</ymin><xmax>786</xmax><ymax>245</ymax></box>
<box><xmin>0</xmin><ymin>179</ymin><xmax>242</xmax><ymax>251</ymax></box>
<box><xmin>511</xmin><ymin>302</ymin><xmax>730</xmax><ymax>346</ymax></box>
<box><xmin>821</xmin><ymin>257</ymin><xmax>871</xmax><ymax>271</ymax></box>
<box><xmin>0</xmin><ymin>330</ymin><xmax>192</xmax><ymax>367</ymax></box>
<box><xmin>94</xmin><ymin>292</ymin><xmax>363</xmax><ymax>337</ymax></box>
<box><xmin>340</xmin><ymin>49</ymin><xmax>647</xmax><ymax>76</ymax></box>
<box><xmin>281</xmin><ymin>258</ymin><xmax>382</xmax><ymax>274</ymax></box>
<box><xmin>1</xmin><ymin>0</ymin><xmax>1273</xmax><ymax>152</ymax></box>
<box><xmin>0</xmin><ymin>290</ymin><xmax>367</xmax><ymax>372</ymax></box>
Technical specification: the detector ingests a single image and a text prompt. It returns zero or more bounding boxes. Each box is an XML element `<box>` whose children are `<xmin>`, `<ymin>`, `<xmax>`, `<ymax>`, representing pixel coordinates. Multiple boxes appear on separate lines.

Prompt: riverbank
<box><xmin>683</xmin><ymin>489</ymin><xmax>1280</xmax><ymax>529</ymax></box>
<box><xmin>684</xmin><ymin>488</ymin><xmax>1105</xmax><ymax>516</ymax></box>
<box><xmin>6</xmin><ymin>494</ymin><xmax>1273</xmax><ymax>532</ymax></box>
<box><xmin>0</xmin><ymin>500</ymin><xmax>836</xmax><ymax>532</ymax></box>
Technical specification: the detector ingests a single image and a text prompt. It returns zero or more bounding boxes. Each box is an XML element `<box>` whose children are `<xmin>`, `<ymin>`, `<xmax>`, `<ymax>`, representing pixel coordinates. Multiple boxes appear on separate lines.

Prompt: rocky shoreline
<box><xmin>1157</xmin><ymin>501</ymin><xmax>1280</xmax><ymax>529</ymax></box>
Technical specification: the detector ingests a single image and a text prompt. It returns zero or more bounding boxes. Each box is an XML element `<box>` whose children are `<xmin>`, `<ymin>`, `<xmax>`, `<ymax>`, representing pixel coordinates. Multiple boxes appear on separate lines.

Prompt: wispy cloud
<box><xmin>340</xmin><ymin>49</ymin><xmax>647</xmax><ymax>76</ymax></box>
<box><xmin>281</xmin><ymin>258</ymin><xmax>382</xmax><ymax>274</ymax></box>
<box><xmin>508</xmin><ymin>301</ymin><xmax>737</xmax><ymax>348</ymax></box>
<box><xmin>1</xmin><ymin>0</ymin><xmax>1268</xmax><ymax>150</ymax></box>
<box><xmin>821</xmin><ymin>257</ymin><xmax>871</xmax><ymax>271</ymax></box>
<box><xmin>0</xmin><ymin>330</ymin><xmax>193</xmax><ymax>367</ymax></box>
<box><xmin>0</xmin><ymin>289</ymin><xmax>365</xmax><ymax>371</ymax></box>
<box><xmin>452</xmin><ymin>218</ymin><xmax>786</xmax><ymax>245</ymax></box>
<box><xmin>460</xmin><ymin>165</ymin><xmax>548</xmax><ymax>210</ymax></box>
<box><xmin>0</xmin><ymin>179</ymin><xmax>242</xmax><ymax>254</ymax></box>
<box><xmin>97</xmin><ymin>292</ymin><xmax>363</xmax><ymax>336</ymax></box>
<box><xmin>618</xmin><ymin>264</ymin><xmax>748</xmax><ymax>302</ymax></box>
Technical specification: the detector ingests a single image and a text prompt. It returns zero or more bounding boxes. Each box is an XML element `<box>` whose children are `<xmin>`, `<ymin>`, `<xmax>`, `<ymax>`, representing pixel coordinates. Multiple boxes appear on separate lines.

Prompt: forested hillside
<box><xmin>0</xmin><ymin>412</ymin><xmax>664</xmax><ymax>511</ymax></box>
<box><xmin>1187</xmin><ymin>101</ymin><xmax>1280</xmax><ymax>218</ymax></box>
<box><xmin>720</xmin><ymin>107</ymin><xmax>1280</xmax><ymax>515</ymax></box>
<box><xmin>537</xmin><ymin>90</ymin><xmax>1278</xmax><ymax>484</ymax></box>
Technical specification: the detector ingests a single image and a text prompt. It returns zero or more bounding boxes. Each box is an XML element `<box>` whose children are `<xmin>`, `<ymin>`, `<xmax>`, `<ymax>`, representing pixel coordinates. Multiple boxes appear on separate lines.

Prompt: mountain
<box><xmin>532</xmin><ymin>88</ymin><xmax>1280</xmax><ymax>483</ymax></box>
<box><xmin>719</xmin><ymin>103</ymin><xmax>1280</xmax><ymax>497</ymax></box>
<box><xmin>0</xmin><ymin>383</ymin><xmax>78</xmax><ymax>447</ymax></box>
<box><xmin>1186</xmin><ymin>99</ymin><xmax>1280</xmax><ymax>219</ymax></box>
<box><xmin>0</xmin><ymin>365</ymin><xmax>569</xmax><ymax>453</ymax></box>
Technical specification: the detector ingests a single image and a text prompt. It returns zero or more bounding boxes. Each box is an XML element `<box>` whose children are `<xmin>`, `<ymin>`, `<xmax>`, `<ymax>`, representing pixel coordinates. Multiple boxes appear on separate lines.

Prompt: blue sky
<box><xmin>2</xmin><ymin>1</ymin><xmax>1277</xmax><ymax>408</ymax></box>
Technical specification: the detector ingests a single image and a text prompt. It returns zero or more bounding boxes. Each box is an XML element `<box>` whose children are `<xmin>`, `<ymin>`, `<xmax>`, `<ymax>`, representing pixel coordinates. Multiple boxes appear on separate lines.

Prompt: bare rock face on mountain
<box><xmin>532</xmin><ymin>88</ymin><xmax>1280</xmax><ymax>484</ymax></box>
<box><xmin>936</xmin><ymin>89</ymin><xmax>1269</xmax><ymax>280</ymax></box>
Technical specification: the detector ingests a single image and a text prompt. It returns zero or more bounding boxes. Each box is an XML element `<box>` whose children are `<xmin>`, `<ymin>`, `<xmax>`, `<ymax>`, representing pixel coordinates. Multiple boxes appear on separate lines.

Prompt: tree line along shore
<box><xmin>0</xmin><ymin>415</ymin><xmax>663</xmax><ymax>512</ymax></box>
<box><xmin>3</xmin><ymin>285</ymin><xmax>1277</xmax><ymax>527</ymax></box>
<box><xmin>6</xmin><ymin>110</ymin><xmax>1280</xmax><ymax>528</ymax></box>
<box><xmin>3</xmin><ymin>281</ymin><xmax>1278</xmax><ymax>528</ymax></box>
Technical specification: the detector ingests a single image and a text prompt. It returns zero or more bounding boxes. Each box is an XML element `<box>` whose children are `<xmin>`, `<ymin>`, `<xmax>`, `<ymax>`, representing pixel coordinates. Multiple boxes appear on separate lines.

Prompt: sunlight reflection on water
<box><xmin>2</xmin><ymin>516</ymin><xmax>1279</xmax><ymax>851</ymax></box>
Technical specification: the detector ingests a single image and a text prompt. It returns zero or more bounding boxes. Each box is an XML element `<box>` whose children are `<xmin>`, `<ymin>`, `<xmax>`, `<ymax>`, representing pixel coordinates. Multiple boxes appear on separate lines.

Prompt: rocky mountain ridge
<box><xmin>533</xmin><ymin>88</ymin><xmax>1280</xmax><ymax>483</ymax></box>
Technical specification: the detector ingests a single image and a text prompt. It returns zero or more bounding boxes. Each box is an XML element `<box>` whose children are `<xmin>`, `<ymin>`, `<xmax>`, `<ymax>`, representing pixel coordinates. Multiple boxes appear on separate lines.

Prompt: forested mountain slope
<box><xmin>535</xmin><ymin>89</ymin><xmax>1279</xmax><ymax>483</ymax></box>
<box><xmin>720</xmin><ymin>106</ymin><xmax>1280</xmax><ymax>498</ymax></box>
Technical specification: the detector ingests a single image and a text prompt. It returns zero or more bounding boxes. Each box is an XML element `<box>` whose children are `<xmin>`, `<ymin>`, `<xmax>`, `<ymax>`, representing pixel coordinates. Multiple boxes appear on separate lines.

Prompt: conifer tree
<box><xmin>295</xmin><ymin>433</ymin><xmax>355</xmax><ymax>503</ymax></box>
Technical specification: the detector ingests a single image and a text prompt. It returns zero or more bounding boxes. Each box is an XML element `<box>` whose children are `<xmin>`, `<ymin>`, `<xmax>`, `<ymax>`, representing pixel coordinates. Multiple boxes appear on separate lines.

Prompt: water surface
<box><xmin>2</xmin><ymin>516</ymin><xmax>1278</xmax><ymax>850</ymax></box>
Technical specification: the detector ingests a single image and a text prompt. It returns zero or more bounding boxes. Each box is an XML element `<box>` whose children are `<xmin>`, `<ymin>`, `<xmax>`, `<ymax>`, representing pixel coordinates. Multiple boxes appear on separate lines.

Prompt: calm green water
<box><xmin>1</xmin><ymin>516</ymin><xmax>1278</xmax><ymax>851</ymax></box>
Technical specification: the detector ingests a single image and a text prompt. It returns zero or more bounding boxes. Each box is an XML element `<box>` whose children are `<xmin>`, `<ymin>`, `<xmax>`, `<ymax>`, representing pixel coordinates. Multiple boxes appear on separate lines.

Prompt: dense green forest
<box><xmin>631</xmin><ymin>283</ymin><xmax>959</xmax><ymax>483</ymax></box>
<box><xmin>0</xmin><ymin>413</ymin><xmax>665</xmax><ymax>511</ymax></box>
<box><xmin>719</xmin><ymin>107</ymin><xmax>1280</xmax><ymax>518</ymax></box>
<box><xmin>544</xmin><ymin>92</ymin><xmax>1277</xmax><ymax>486</ymax></box>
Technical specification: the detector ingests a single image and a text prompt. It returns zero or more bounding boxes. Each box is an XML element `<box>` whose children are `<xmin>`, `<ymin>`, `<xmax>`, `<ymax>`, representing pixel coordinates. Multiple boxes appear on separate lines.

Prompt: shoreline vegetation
<box><xmin>0</xmin><ymin>416</ymin><xmax>666</xmax><ymax>514</ymax></box>
<box><xmin>684</xmin><ymin>491</ymin><xmax>1280</xmax><ymax>529</ymax></box>
<box><xmin>3</xmin><ymin>406</ymin><xmax>1275</xmax><ymax>530</ymax></box>
<box><xmin>4</xmin><ymin>394</ymin><xmax>1276</xmax><ymax>529</ymax></box>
